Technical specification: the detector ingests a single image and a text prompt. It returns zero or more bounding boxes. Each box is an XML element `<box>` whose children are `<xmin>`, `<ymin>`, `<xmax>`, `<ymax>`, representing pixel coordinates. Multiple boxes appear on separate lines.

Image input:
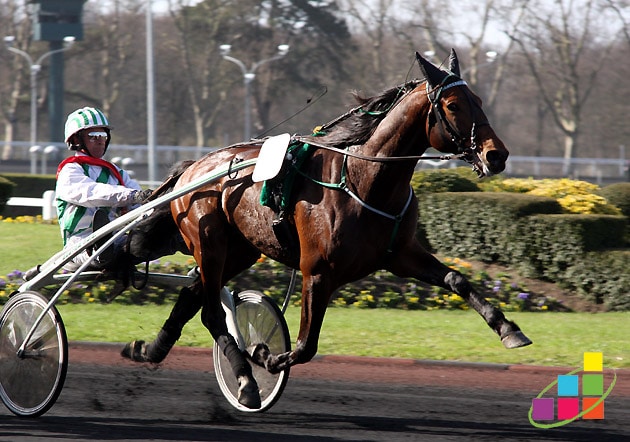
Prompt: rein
<box><xmin>291</xmin><ymin>137</ymin><xmax>465</xmax><ymax>163</ymax></box>
<box><xmin>258</xmin><ymin>78</ymin><xmax>483</xmax><ymax>253</ymax></box>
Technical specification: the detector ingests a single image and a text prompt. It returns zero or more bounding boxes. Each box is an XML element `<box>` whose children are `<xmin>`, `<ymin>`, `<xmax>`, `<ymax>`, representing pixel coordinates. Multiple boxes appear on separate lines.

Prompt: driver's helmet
<box><xmin>64</xmin><ymin>107</ymin><xmax>112</xmax><ymax>150</ymax></box>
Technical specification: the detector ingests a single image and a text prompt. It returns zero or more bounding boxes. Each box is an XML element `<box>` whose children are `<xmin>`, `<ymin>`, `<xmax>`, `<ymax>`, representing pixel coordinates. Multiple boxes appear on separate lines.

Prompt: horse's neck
<box><xmin>353</xmin><ymin>89</ymin><xmax>430</xmax><ymax>190</ymax></box>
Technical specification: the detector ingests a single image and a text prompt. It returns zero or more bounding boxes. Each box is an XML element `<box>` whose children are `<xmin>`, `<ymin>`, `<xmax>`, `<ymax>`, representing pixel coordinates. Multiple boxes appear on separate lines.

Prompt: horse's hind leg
<box><xmin>200</xmin><ymin>286</ymin><xmax>261</xmax><ymax>409</ymax></box>
<box><xmin>122</xmin><ymin>278</ymin><xmax>203</xmax><ymax>363</ymax></box>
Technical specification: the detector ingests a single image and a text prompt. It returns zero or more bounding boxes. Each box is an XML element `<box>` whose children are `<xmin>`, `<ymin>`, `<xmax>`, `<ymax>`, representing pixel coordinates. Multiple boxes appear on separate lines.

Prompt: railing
<box><xmin>2</xmin><ymin>142</ymin><xmax>628</xmax><ymax>184</ymax></box>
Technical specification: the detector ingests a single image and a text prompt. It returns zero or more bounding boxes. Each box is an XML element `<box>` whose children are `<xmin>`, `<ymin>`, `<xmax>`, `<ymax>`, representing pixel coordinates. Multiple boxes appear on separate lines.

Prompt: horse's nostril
<box><xmin>486</xmin><ymin>149</ymin><xmax>508</xmax><ymax>165</ymax></box>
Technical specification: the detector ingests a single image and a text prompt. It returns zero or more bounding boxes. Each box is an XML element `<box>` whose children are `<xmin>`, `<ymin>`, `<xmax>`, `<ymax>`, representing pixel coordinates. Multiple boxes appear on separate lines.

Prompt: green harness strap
<box><xmin>259</xmin><ymin>140</ymin><xmax>413</xmax><ymax>253</ymax></box>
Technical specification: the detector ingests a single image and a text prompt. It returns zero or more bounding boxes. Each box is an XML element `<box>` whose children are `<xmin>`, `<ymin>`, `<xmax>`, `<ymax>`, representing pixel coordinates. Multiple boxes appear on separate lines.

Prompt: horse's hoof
<box><xmin>121</xmin><ymin>340</ymin><xmax>149</xmax><ymax>362</ymax></box>
<box><xmin>502</xmin><ymin>331</ymin><xmax>533</xmax><ymax>349</ymax></box>
<box><xmin>237</xmin><ymin>377</ymin><xmax>261</xmax><ymax>409</ymax></box>
<box><xmin>248</xmin><ymin>343</ymin><xmax>271</xmax><ymax>368</ymax></box>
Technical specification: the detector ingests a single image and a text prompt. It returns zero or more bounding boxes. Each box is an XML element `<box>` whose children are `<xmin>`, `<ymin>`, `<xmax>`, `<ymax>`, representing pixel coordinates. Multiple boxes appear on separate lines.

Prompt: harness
<box><xmin>261</xmin><ymin>77</ymin><xmax>481</xmax><ymax>253</ymax></box>
<box><xmin>426</xmin><ymin>74</ymin><xmax>489</xmax><ymax>170</ymax></box>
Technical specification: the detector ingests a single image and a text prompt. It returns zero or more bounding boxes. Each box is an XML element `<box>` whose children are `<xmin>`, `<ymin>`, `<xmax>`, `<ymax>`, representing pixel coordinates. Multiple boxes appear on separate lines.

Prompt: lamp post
<box><xmin>220</xmin><ymin>44</ymin><xmax>289</xmax><ymax>141</ymax></box>
<box><xmin>4</xmin><ymin>35</ymin><xmax>76</xmax><ymax>147</ymax></box>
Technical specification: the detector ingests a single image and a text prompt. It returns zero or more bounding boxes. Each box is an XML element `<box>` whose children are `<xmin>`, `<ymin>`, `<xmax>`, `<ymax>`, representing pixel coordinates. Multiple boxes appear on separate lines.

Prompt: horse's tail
<box><xmin>125</xmin><ymin>160</ymin><xmax>195</xmax><ymax>263</ymax></box>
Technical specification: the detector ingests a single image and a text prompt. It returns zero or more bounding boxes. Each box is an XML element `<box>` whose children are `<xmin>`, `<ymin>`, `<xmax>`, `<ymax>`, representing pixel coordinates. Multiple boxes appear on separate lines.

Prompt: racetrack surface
<box><xmin>1</xmin><ymin>342</ymin><xmax>628</xmax><ymax>441</ymax></box>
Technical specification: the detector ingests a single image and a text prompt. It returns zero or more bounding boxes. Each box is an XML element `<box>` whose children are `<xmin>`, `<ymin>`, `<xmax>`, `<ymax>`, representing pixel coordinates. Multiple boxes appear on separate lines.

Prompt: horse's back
<box><xmin>171</xmin><ymin>144</ymin><xmax>299</xmax><ymax>266</ymax></box>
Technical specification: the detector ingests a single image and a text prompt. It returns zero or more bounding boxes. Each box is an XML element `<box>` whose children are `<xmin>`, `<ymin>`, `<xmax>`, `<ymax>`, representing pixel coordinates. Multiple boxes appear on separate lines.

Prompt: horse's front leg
<box><xmin>444</xmin><ymin>270</ymin><xmax>532</xmax><ymax>348</ymax></box>
<box><xmin>390</xmin><ymin>243</ymin><xmax>532</xmax><ymax>349</ymax></box>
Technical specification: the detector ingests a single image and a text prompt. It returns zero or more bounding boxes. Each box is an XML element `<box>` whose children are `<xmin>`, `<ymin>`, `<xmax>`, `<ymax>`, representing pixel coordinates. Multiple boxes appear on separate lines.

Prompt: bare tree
<box><xmin>604</xmin><ymin>0</ymin><xmax>630</xmax><ymax>46</ymax></box>
<box><xmin>509</xmin><ymin>0</ymin><xmax>623</xmax><ymax>176</ymax></box>
<box><xmin>0</xmin><ymin>0</ymin><xmax>32</xmax><ymax>160</ymax></box>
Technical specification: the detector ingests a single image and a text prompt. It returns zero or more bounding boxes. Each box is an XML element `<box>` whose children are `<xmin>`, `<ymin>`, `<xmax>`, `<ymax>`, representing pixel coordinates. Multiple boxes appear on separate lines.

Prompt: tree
<box><xmin>0</xmin><ymin>0</ymin><xmax>33</xmax><ymax>160</ymax></box>
<box><xmin>509</xmin><ymin>0</ymin><xmax>625</xmax><ymax>175</ymax></box>
<box><xmin>65</xmin><ymin>1</ymin><xmax>145</xmax><ymax>143</ymax></box>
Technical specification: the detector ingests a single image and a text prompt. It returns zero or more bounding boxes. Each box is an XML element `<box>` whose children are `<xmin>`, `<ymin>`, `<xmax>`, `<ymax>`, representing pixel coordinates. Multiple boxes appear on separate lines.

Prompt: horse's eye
<box><xmin>446</xmin><ymin>102</ymin><xmax>459</xmax><ymax>112</ymax></box>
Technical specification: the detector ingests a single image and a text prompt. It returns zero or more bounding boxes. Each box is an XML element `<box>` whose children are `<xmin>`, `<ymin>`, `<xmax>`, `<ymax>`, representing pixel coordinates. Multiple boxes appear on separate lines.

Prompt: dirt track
<box><xmin>0</xmin><ymin>342</ymin><xmax>628</xmax><ymax>442</ymax></box>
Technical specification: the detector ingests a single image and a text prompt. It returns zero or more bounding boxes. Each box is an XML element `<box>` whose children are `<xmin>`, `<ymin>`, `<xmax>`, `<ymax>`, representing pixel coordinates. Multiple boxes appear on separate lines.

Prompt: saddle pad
<box><xmin>252</xmin><ymin>133</ymin><xmax>291</xmax><ymax>182</ymax></box>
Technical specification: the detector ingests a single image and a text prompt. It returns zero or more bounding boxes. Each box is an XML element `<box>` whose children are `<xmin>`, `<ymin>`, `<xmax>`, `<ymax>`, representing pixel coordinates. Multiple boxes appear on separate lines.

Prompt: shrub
<box><xmin>598</xmin><ymin>183</ymin><xmax>630</xmax><ymax>217</ymax></box>
<box><xmin>411</xmin><ymin>168</ymin><xmax>480</xmax><ymax>194</ymax></box>
<box><xmin>478</xmin><ymin>177</ymin><xmax>538</xmax><ymax>193</ymax></box>
<box><xmin>0</xmin><ymin>176</ymin><xmax>16</xmax><ymax>215</ymax></box>
<box><xmin>561</xmin><ymin>251</ymin><xmax>630</xmax><ymax>311</ymax></box>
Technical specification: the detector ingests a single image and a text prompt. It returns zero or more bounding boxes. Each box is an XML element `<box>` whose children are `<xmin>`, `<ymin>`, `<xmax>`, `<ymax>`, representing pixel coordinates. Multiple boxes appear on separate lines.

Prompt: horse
<box><xmin>121</xmin><ymin>49</ymin><xmax>532</xmax><ymax>409</ymax></box>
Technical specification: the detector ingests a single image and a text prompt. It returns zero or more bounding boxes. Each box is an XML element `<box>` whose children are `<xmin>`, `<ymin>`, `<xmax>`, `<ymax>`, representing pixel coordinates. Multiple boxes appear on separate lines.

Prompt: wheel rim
<box><xmin>214</xmin><ymin>290</ymin><xmax>290</xmax><ymax>412</ymax></box>
<box><xmin>0</xmin><ymin>291</ymin><xmax>67</xmax><ymax>417</ymax></box>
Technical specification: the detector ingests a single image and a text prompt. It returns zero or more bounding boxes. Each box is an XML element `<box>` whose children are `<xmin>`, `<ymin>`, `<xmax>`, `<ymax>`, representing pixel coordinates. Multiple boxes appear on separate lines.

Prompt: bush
<box><xmin>561</xmin><ymin>250</ymin><xmax>630</xmax><ymax>311</ymax></box>
<box><xmin>479</xmin><ymin>177</ymin><xmax>621</xmax><ymax>215</ymax></box>
<box><xmin>411</xmin><ymin>168</ymin><xmax>480</xmax><ymax>194</ymax></box>
<box><xmin>418</xmin><ymin>192</ymin><xmax>562</xmax><ymax>263</ymax></box>
<box><xmin>0</xmin><ymin>173</ymin><xmax>56</xmax><ymax>218</ymax></box>
<box><xmin>0</xmin><ymin>176</ymin><xmax>16</xmax><ymax>215</ymax></box>
<box><xmin>512</xmin><ymin>214</ymin><xmax>627</xmax><ymax>280</ymax></box>
<box><xmin>598</xmin><ymin>182</ymin><xmax>630</xmax><ymax>217</ymax></box>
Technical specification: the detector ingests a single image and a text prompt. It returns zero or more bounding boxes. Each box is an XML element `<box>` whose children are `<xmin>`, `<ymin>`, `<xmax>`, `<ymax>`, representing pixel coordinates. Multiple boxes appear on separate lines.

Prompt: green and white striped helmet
<box><xmin>64</xmin><ymin>107</ymin><xmax>112</xmax><ymax>149</ymax></box>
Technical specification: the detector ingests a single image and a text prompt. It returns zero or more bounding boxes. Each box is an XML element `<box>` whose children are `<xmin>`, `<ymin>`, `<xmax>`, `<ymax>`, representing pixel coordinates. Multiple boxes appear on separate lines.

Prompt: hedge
<box><xmin>417</xmin><ymin>191</ymin><xmax>628</xmax><ymax>310</ymax></box>
<box><xmin>418</xmin><ymin>192</ymin><xmax>563</xmax><ymax>263</ymax></box>
<box><xmin>0</xmin><ymin>173</ymin><xmax>56</xmax><ymax>217</ymax></box>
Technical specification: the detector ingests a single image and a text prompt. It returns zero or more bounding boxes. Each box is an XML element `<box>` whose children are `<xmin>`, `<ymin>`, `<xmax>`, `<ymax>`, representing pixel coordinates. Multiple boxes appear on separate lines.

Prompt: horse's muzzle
<box><xmin>485</xmin><ymin>149</ymin><xmax>509</xmax><ymax>175</ymax></box>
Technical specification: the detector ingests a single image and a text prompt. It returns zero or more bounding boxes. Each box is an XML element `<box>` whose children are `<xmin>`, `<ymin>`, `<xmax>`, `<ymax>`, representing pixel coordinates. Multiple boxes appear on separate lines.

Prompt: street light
<box><xmin>421</xmin><ymin>50</ymin><xmax>498</xmax><ymax>76</ymax></box>
<box><xmin>4</xmin><ymin>35</ymin><xmax>76</xmax><ymax>147</ymax></box>
<box><xmin>220</xmin><ymin>44</ymin><xmax>290</xmax><ymax>141</ymax></box>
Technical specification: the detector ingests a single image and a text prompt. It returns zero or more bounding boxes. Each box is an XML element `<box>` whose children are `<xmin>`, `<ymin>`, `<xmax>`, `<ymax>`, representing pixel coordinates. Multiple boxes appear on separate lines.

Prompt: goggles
<box><xmin>87</xmin><ymin>131</ymin><xmax>108</xmax><ymax>140</ymax></box>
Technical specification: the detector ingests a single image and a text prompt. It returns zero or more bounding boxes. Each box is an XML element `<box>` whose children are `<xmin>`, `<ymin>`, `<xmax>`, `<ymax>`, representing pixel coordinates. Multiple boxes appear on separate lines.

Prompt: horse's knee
<box><xmin>444</xmin><ymin>271</ymin><xmax>472</xmax><ymax>295</ymax></box>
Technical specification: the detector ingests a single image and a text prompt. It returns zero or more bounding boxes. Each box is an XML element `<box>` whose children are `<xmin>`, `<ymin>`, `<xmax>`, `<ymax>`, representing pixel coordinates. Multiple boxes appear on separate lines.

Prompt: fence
<box><xmin>5</xmin><ymin>190</ymin><xmax>56</xmax><ymax>220</ymax></box>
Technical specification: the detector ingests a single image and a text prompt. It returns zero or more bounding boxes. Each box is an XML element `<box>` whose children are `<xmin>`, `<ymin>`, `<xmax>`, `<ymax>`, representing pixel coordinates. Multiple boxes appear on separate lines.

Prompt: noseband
<box><xmin>426</xmin><ymin>75</ymin><xmax>489</xmax><ymax>166</ymax></box>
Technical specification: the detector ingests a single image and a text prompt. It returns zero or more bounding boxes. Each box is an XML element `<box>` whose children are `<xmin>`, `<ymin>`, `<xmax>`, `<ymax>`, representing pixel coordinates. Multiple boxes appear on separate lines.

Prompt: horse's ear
<box><xmin>416</xmin><ymin>51</ymin><xmax>448</xmax><ymax>89</ymax></box>
<box><xmin>448</xmin><ymin>48</ymin><xmax>460</xmax><ymax>77</ymax></box>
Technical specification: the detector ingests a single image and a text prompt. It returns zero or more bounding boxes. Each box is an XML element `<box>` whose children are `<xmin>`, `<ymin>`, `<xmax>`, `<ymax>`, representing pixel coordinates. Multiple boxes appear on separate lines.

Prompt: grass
<box><xmin>0</xmin><ymin>221</ymin><xmax>63</xmax><ymax>275</ymax></box>
<box><xmin>4</xmin><ymin>220</ymin><xmax>629</xmax><ymax>369</ymax></box>
<box><xmin>0</xmin><ymin>221</ymin><xmax>190</xmax><ymax>275</ymax></box>
<box><xmin>57</xmin><ymin>303</ymin><xmax>630</xmax><ymax>369</ymax></box>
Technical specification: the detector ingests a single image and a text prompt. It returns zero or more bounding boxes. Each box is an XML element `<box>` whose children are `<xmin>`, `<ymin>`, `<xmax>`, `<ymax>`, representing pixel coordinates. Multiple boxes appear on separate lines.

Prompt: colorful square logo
<box><xmin>583</xmin><ymin>352</ymin><xmax>603</xmax><ymax>372</ymax></box>
<box><xmin>531</xmin><ymin>398</ymin><xmax>554</xmax><ymax>421</ymax></box>
<box><xmin>529</xmin><ymin>351</ymin><xmax>616</xmax><ymax>428</ymax></box>
<box><xmin>582</xmin><ymin>374</ymin><xmax>604</xmax><ymax>396</ymax></box>
<box><xmin>557</xmin><ymin>375</ymin><xmax>578</xmax><ymax>396</ymax></box>
<box><xmin>582</xmin><ymin>397</ymin><xmax>605</xmax><ymax>420</ymax></box>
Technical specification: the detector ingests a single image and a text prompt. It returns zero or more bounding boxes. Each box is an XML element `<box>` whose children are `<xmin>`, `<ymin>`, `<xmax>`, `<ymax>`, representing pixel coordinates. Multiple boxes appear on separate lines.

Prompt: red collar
<box><xmin>57</xmin><ymin>155</ymin><xmax>125</xmax><ymax>185</ymax></box>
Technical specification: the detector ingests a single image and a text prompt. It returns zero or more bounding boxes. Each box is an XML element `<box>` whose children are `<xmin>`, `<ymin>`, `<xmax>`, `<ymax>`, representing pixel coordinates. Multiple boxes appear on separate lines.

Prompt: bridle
<box><xmin>289</xmin><ymin>77</ymin><xmax>488</xmax><ymax>171</ymax></box>
<box><xmin>426</xmin><ymin>74</ymin><xmax>490</xmax><ymax>175</ymax></box>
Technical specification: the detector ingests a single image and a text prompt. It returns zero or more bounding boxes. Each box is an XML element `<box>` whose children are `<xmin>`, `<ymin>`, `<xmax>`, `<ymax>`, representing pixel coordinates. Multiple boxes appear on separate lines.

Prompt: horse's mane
<box><xmin>311</xmin><ymin>79</ymin><xmax>422</xmax><ymax>148</ymax></box>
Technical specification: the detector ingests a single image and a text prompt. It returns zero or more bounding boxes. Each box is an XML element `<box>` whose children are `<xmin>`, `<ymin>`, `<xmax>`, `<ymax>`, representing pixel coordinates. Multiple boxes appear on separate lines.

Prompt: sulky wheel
<box><xmin>0</xmin><ymin>291</ymin><xmax>68</xmax><ymax>417</ymax></box>
<box><xmin>213</xmin><ymin>290</ymin><xmax>291</xmax><ymax>412</ymax></box>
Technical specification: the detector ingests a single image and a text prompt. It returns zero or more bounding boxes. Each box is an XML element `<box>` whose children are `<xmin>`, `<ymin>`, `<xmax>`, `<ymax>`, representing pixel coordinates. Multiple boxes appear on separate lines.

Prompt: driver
<box><xmin>55</xmin><ymin>106</ymin><xmax>153</xmax><ymax>269</ymax></box>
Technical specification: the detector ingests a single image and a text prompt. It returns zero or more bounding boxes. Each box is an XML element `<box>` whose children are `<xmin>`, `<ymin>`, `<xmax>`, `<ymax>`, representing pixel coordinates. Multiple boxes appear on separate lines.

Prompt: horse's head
<box><xmin>416</xmin><ymin>49</ymin><xmax>509</xmax><ymax>177</ymax></box>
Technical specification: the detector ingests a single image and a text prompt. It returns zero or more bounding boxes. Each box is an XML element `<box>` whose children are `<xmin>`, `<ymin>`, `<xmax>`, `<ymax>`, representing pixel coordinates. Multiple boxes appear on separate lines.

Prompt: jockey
<box><xmin>56</xmin><ymin>106</ymin><xmax>153</xmax><ymax>268</ymax></box>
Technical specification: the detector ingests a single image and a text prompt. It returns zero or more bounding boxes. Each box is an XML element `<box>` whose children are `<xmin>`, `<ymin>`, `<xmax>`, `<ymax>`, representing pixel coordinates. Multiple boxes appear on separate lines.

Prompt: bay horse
<box><xmin>122</xmin><ymin>49</ymin><xmax>532</xmax><ymax>409</ymax></box>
